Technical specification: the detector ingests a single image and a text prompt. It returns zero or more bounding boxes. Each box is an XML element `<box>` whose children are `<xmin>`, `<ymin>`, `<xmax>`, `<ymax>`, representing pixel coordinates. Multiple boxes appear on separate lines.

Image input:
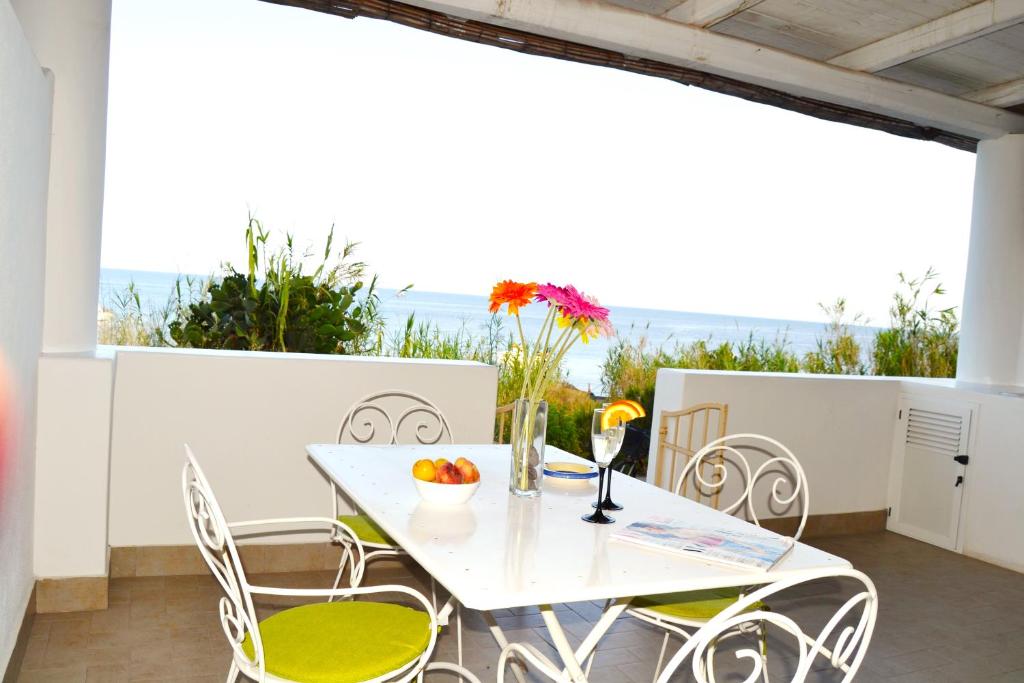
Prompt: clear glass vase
<box><xmin>509</xmin><ymin>398</ymin><xmax>547</xmax><ymax>498</ymax></box>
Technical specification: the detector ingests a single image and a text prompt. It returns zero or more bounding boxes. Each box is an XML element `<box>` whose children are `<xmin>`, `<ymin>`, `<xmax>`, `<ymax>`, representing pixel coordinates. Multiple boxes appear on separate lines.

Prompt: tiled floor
<box><xmin>16</xmin><ymin>532</ymin><xmax>1024</xmax><ymax>682</ymax></box>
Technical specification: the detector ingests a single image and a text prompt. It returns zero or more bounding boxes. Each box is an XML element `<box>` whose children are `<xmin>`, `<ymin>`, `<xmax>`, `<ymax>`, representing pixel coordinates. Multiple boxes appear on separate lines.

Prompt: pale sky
<box><xmin>101</xmin><ymin>0</ymin><xmax>977</xmax><ymax>323</ymax></box>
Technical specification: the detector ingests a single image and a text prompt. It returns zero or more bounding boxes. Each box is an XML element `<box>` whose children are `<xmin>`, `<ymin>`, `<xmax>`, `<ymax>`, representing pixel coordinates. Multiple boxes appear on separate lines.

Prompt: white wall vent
<box><xmin>905</xmin><ymin>407</ymin><xmax>964</xmax><ymax>456</ymax></box>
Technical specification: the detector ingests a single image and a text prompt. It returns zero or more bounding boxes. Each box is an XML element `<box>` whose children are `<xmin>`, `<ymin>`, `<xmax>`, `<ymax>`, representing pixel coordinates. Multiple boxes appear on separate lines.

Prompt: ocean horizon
<box><xmin>99</xmin><ymin>267</ymin><xmax>877</xmax><ymax>390</ymax></box>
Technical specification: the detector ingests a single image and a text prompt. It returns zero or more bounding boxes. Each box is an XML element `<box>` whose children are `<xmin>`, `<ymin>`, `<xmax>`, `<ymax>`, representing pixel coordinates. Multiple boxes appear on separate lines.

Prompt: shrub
<box><xmin>169</xmin><ymin>217</ymin><xmax>385</xmax><ymax>353</ymax></box>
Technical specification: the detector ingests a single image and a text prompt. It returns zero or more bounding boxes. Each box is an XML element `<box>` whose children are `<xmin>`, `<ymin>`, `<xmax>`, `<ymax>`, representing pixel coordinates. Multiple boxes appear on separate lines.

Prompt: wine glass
<box><xmin>582</xmin><ymin>407</ymin><xmax>624</xmax><ymax>524</ymax></box>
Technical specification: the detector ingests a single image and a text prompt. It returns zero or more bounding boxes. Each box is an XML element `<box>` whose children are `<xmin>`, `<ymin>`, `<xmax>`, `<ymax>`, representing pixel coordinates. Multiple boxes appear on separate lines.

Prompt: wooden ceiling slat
<box><xmin>259</xmin><ymin>0</ymin><xmax>979</xmax><ymax>151</ymax></box>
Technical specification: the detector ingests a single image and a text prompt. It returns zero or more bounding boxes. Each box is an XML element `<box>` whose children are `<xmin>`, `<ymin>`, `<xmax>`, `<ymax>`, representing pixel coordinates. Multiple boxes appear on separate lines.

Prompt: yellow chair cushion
<box><xmin>337</xmin><ymin>514</ymin><xmax>395</xmax><ymax>547</ymax></box>
<box><xmin>241</xmin><ymin>601</ymin><xmax>430</xmax><ymax>683</ymax></box>
<box><xmin>631</xmin><ymin>587</ymin><xmax>766</xmax><ymax>621</ymax></box>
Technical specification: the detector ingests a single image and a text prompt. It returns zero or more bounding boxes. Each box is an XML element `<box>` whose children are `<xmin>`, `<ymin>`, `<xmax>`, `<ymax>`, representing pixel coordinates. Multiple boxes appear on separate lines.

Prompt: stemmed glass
<box><xmin>595</xmin><ymin>441</ymin><xmax>624</xmax><ymax>512</ymax></box>
<box><xmin>582</xmin><ymin>407</ymin><xmax>624</xmax><ymax>524</ymax></box>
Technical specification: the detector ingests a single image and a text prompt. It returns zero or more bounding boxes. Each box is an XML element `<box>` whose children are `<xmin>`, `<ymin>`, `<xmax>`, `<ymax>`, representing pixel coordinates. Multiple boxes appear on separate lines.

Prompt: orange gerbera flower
<box><xmin>489</xmin><ymin>280</ymin><xmax>538</xmax><ymax>315</ymax></box>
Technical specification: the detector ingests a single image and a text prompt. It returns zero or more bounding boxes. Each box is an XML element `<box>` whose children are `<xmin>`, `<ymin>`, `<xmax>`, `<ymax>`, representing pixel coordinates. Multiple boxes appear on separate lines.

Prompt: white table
<box><xmin>307</xmin><ymin>443</ymin><xmax>850</xmax><ymax>682</ymax></box>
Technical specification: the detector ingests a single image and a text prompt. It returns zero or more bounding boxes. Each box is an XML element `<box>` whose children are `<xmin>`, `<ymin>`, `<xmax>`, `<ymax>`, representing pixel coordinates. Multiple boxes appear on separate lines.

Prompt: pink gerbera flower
<box><xmin>560</xmin><ymin>285</ymin><xmax>611</xmax><ymax>324</ymax></box>
<box><xmin>535</xmin><ymin>283</ymin><xmax>571</xmax><ymax>308</ymax></box>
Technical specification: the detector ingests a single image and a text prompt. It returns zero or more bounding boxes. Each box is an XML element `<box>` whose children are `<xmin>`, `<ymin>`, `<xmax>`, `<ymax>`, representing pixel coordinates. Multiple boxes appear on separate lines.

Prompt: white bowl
<box><xmin>414</xmin><ymin>479</ymin><xmax>481</xmax><ymax>505</ymax></box>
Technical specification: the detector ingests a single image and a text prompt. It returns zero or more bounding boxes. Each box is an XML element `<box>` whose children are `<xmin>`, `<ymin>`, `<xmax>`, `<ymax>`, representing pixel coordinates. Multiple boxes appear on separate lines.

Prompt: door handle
<box><xmin>955</xmin><ymin>475</ymin><xmax>964</xmax><ymax>487</ymax></box>
<box><xmin>953</xmin><ymin>455</ymin><xmax>969</xmax><ymax>466</ymax></box>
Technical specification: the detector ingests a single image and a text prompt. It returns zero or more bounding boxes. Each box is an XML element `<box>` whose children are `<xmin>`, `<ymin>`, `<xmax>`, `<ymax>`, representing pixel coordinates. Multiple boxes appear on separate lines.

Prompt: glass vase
<box><xmin>509</xmin><ymin>398</ymin><xmax>547</xmax><ymax>498</ymax></box>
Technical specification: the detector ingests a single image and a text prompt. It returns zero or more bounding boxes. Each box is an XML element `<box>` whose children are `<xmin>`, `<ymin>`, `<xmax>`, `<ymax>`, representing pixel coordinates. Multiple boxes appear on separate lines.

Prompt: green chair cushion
<box><xmin>337</xmin><ymin>514</ymin><xmax>395</xmax><ymax>547</ymax></box>
<box><xmin>631</xmin><ymin>587</ymin><xmax>766</xmax><ymax>621</ymax></box>
<box><xmin>241</xmin><ymin>601</ymin><xmax>430</xmax><ymax>683</ymax></box>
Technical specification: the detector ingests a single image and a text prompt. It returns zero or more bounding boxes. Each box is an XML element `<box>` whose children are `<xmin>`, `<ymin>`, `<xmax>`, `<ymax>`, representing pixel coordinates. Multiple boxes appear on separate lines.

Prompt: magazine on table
<box><xmin>610</xmin><ymin>516</ymin><xmax>794</xmax><ymax>571</ymax></box>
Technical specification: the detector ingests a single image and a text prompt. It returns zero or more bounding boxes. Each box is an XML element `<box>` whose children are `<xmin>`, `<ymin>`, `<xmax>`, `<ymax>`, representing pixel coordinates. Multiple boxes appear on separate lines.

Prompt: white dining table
<box><xmin>307</xmin><ymin>443</ymin><xmax>850</xmax><ymax>683</ymax></box>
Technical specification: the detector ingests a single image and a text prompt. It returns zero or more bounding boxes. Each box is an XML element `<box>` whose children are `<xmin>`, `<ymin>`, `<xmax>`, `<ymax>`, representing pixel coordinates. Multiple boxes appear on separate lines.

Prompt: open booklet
<box><xmin>610</xmin><ymin>516</ymin><xmax>795</xmax><ymax>571</ymax></box>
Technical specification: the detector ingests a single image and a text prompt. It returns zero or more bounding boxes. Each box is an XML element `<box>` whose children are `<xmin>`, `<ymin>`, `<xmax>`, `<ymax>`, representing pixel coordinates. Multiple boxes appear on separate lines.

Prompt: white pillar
<box><xmin>957</xmin><ymin>133</ymin><xmax>1024</xmax><ymax>386</ymax></box>
<box><xmin>10</xmin><ymin>0</ymin><xmax>112</xmax><ymax>353</ymax></box>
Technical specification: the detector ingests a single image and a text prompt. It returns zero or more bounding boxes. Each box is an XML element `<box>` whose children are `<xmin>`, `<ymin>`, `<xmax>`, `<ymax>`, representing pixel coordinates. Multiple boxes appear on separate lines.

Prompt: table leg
<box><xmin>484</xmin><ymin>611</ymin><xmax>528</xmax><ymax>683</ymax></box>
<box><xmin>494</xmin><ymin>599</ymin><xmax>632</xmax><ymax>683</ymax></box>
<box><xmin>541</xmin><ymin>597</ymin><xmax>631</xmax><ymax>683</ymax></box>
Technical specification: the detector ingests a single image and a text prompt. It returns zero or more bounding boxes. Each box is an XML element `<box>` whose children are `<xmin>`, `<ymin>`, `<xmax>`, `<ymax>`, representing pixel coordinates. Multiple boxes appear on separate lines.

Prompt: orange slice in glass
<box><xmin>601</xmin><ymin>400</ymin><xmax>646</xmax><ymax>430</ymax></box>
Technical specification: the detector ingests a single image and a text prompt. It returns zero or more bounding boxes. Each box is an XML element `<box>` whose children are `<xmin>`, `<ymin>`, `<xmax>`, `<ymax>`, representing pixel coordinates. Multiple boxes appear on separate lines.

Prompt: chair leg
<box><xmin>707</xmin><ymin>637</ymin><xmax>719</xmax><ymax>682</ymax></box>
<box><xmin>457</xmin><ymin>602</ymin><xmax>464</xmax><ymax>683</ymax></box>
<box><xmin>759</xmin><ymin>621</ymin><xmax>770</xmax><ymax>683</ymax></box>
<box><xmin>225</xmin><ymin>661</ymin><xmax>239</xmax><ymax>683</ymax></box>
<box><xmin>328</xmin><ymin>544</ymin><xmax>352</xmax><ymax>602</ymax></box>
<box><xmin>652</xmin><ymin>631</ymin><xmax>670</xmax><ymax>683</ymax></box>
<box><xmin>430</xmin><ymin>576</ymin><xmax>438</xmax><ymax>612</ymax></box>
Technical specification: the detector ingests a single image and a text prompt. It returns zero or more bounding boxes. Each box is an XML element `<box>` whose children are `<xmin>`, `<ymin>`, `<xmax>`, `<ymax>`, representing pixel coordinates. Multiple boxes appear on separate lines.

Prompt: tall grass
<box><xmin>601</xmin><ymin>270</ymin><xmax>961</xmax><ymax>434</ymax></box>
<box><xmin>871</xmin><ymin>269</ymin><xmax>958</xmax><ymax>378</ymax></box>
<box><xmin>98</xmin><ymin>257</ymin><xmax>960</xmax><ymax>465</ymax></box>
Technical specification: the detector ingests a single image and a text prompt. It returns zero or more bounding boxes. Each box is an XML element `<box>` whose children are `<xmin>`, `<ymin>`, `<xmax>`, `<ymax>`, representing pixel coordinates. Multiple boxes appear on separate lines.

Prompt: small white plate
<box><xmin>544</xmin><ymin>461</ymin><xmax>598</xmax><ymax>480</ymax></box>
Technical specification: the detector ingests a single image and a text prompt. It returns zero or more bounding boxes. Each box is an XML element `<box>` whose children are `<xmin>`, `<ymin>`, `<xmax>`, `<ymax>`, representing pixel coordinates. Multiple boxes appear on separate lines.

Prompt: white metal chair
<box><xmin>328</xmin><ymin>391</ymin><xmax>454</xmax><ymax>594</ymax></box>
<box><xmin>494</xmin><ymin>402</ymin><xmax>514</xmax><ymax>445</ymax></box>
<box><xmin>325</xmin><ymin>391</ymin><xmax>465</xmax><ymax>678</ymax></box>
<box><xmin>653</xmin><ymin>403</ymin><xmax>729</xmax><ymax>500</ymax></box>
<box><xmin>653</xmin><ymin>568</ymin><xmax>878</xmax><ymax>683</ymax></box>
<box><xmin>626</xmin><ymin>433</ymin><xmax>810</xmax><ymax>681</ymax></box>
<box><xmin>182</xmin><ymin>445</ymin><xmax>480</xmax><ymax>683</ymax></box>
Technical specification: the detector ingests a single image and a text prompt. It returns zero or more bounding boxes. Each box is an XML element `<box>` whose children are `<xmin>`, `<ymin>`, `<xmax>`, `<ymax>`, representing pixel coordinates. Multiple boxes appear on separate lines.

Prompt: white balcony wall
<box><xmin>33</xmin><ymin>353</ymin><xmax>114</xmax><ymax>578</ymax></box>
<box><xmin>0</xmin><ymin>0</ymin><xmax>52</xmax><ymax>669</ymax></box>
<box><xmin>650</xmin><ymin>369</ymin><xmax>1024</xmax><ymax>573</ymax></box>
<box><xmin>649</xmin><ymin>370</ymin><xmax>899</xmax><ymax>518</ymax></box>
<box><xmin>105</xmin><ymin>349</ymin><xmax>498</xmax><ymax>547</ymax></box>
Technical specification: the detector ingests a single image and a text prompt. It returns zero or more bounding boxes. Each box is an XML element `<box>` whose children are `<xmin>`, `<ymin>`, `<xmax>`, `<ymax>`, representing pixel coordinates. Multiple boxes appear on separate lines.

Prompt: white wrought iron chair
<box><xmin>183</xmin><ymin>445</ymin><xmax>480</xmax><ymax>683</ymax></box>
<box><xmin>653</xmin><ymin>568</ymin><xmax>878</xmax><ymax>683</ymax></box>
<box><xmin>325</xmin><ymin>391</ymin><xmax>465</xmax><ymax>677</ymax></box>
<box><xmin>494</xmin><ymin>402</ymin><xmax>514</xmax><ymax>445</ymax></box>
<box><xmin>626</xmin><ymin>433</ymin><xmax>810</xmax><ymax>682</ymax></box>
<box><xmin>327</xmin><ymin>391</ymin><xmax>454</xmax><ymax>595</ymax></box>
<box><xmin>653</xmin><ymin>403</ymin><xmax>729</xmax><ymax>499</ymax></box>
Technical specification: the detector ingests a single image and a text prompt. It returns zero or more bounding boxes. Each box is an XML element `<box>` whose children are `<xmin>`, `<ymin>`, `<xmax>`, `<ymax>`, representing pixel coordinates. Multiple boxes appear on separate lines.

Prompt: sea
<box><xmin>99</xmin><ymin>268</ymin><xmax>877</xmax><ymax>391</ymax></box>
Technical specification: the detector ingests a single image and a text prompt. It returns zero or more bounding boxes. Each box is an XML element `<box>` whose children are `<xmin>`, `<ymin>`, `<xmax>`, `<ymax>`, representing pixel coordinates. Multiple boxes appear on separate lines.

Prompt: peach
<box><xmin>455</xmin><ymin>458</ymin><xmax>479</xmax><ymax>484</ymax></box>
<box><xmin>436</xmin><ymin>462</ymin><xmax>464</xmax><ymax>485</ymax></box>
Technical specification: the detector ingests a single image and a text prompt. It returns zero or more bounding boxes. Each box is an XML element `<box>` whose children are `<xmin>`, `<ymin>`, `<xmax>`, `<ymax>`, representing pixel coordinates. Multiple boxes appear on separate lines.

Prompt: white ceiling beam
<box><xmin>829</xmin><ymin>0</ymin><xmax>1024</xmax><ymax>73</ymax></box>
<box><xmin>403</xmin><ymin>0</ymin><xmax>1024</xmax><ymax>140</ymax></box>
<box><xmin>965</xmin><ymin>77</ymin><xmax>1024</xmax><ymax>108</ymax></box>
<box><xmin>662</xmin><ymin>0</ymin><xmax>766</xmax><ymax>28</ymax></box>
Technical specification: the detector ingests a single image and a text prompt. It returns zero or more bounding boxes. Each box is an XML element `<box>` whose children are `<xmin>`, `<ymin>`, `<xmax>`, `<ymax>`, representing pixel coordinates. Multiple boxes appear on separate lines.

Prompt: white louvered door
<box><xmin>887</xmin><ymin>396</ymin><xmax>974</xmax><ymax>551</ymax></box>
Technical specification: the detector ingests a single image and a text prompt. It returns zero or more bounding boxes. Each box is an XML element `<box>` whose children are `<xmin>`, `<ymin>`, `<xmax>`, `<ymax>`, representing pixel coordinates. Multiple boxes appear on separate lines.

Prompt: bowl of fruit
<box><xmin>411</xmin><ymin>457</ymin><xmax>481</xmax><ymax>505</ymax></box>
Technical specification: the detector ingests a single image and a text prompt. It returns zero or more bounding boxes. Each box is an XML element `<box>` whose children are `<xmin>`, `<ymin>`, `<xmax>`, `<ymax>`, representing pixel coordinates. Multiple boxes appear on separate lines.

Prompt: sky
<box><xmin>101</xmin><ymin>0</ymin><xmax>977</xmax><ymax>324</ymax></box>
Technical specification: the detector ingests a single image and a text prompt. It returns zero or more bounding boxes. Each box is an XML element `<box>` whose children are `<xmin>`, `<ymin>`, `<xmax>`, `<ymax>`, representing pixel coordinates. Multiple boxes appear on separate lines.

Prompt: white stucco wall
<box><xmin>650</xmin><ymin>370</ymin><xmax>1024</xmax><ymax>573</ymax></box>
<box><xmin>9</xmin><ymin>0</ymin><xmax>111</xmax><ymax>353</ymax></box>
<box><xmin>0</xmin><ymin>0</ymin><xmax>53</xmax><ymax>670</ymax></box>
<box><xmin>33</xmin><ymin>353</ymin><xmax>115</xmax><ymax>578</ymax></box>
<box><xmin>649</xmin><ymin>370</ymin><xmax>899</xmax><ymax>517</ymax></box>
<box><xmin>105</xmin><ymin>349</ymin><xmax>498</xmax><ymax>547</ymax></box>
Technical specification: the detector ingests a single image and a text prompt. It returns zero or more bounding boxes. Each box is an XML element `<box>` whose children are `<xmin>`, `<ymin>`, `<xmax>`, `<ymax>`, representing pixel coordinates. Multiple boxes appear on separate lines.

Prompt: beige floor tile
<box><xmin>15</xmin><ymin>532</ymin><xmax>1024</xmax><ymax>682</ymax></box>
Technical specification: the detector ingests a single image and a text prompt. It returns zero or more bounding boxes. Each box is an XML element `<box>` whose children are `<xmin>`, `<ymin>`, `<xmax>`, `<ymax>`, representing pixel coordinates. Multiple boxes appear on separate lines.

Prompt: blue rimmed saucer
<box><xmin>544</xmin><ymin>461</ymin><xmax>598</xmax><ymax>480</ymax></box>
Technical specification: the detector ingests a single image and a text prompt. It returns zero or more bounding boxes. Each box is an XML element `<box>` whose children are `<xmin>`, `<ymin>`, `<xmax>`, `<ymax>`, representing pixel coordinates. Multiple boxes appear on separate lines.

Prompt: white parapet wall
<box><xmin>649</xmin><ymin>369</ymin><xmax>1024</xmax><ymax>573</ymax></box>
<box><xmin>32</xmin><ymin>347</ymin><xmax>498</xmax><ymax>578</ymax></box>
<box><xmin>649</xmin><ymin>369</ymin><xmax>900</xmax><ymax>517</ymax></box>
<box><xmin>34</xmin><ymin>351</ymin><xmax>115</xmax><ymax>579</ymax></box>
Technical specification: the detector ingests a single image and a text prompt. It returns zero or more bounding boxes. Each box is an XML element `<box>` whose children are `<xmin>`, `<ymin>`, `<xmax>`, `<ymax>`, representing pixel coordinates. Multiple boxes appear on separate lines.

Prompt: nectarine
<box><xmin>455</xmin><ymin>458</ymin><xmax>479</xmax><ymax>484</ymax></box>
<box><xmin>436</xmin><ymin>462</ymin><xmax>464</xmax><ymax>484</ymax></box>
